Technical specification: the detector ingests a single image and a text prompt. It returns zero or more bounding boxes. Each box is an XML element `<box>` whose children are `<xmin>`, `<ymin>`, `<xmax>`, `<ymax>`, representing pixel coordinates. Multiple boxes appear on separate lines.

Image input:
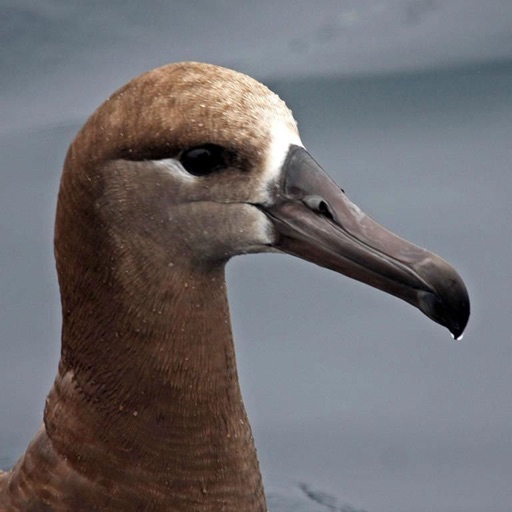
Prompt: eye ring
<box><xmin>179</xmin><ymin>144</ymin><xmax>228</xmax><ymax>176</ymax></box>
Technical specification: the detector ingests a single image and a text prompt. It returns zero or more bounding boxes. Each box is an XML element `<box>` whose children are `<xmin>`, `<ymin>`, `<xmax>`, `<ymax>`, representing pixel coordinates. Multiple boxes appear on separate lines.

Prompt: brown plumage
<box><xmin>0</xmin><ymin>62</ymin><xmax>469</xmax><ymax>511</ymax></box>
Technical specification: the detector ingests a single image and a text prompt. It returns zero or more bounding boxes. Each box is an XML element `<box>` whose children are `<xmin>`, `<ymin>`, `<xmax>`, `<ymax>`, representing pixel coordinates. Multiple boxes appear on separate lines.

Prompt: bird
<box><xmin>0</xmin><ymin>62</ymin><xmax>469</xmax><ymax>511</ymax></box>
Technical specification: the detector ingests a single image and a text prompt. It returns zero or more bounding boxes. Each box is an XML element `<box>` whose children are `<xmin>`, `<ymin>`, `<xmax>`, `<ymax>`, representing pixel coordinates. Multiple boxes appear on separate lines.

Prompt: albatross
<box><xmin>0</xmin><ymin>62</ymin><xmax>469</xmax><ymax>512</ymax></box>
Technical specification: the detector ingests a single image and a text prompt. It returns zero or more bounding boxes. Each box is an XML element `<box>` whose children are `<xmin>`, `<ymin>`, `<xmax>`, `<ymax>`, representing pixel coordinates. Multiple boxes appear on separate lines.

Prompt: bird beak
<box><xmin>262</xmin><ymin>145</ymin><xmax>470</xmax><ymax>339</ymax></box>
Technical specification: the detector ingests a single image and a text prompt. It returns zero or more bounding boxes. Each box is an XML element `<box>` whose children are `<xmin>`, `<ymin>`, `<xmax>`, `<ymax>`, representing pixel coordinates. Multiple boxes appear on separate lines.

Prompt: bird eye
<box><xmin>180</xmin><ymin>144</ymin><xmax>227</xmax><ymax>176</ymax></box>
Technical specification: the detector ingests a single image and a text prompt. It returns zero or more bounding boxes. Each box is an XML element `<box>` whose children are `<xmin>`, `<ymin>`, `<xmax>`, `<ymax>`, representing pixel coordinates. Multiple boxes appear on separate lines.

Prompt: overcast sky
<box><xmin>1</xmin><ymin>2</ymin><xmax>512</xmax><ymax>511</ymax></box>
<box><xmin>3</xmin><ymin>0</ymin><xmax>512</xmax><ymax>136</ymax></box>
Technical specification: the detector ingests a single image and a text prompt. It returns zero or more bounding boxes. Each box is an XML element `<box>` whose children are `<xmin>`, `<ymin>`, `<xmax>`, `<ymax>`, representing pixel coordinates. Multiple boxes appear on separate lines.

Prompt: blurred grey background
<box><xmin>1</xmin><ymin>1</ymin><xmax>511</xmax><ymax>511</ymax></box>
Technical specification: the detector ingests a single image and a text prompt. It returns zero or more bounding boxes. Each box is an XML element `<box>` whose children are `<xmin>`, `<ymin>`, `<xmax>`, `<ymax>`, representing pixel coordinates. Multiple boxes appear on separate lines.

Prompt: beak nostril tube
<box><xmin>303</xmin><ymin>195</ymin><xmax>335</xmax><ymax>221</ymax></box>
<box><xmin>318</xmin><ymin>200</ymin><xmax>334</xmax><ymax>221</ymax></box>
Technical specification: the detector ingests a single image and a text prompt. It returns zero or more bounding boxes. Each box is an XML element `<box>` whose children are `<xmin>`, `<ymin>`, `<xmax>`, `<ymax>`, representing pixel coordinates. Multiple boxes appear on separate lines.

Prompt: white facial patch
<box><xmin>223</xmin><ymin>203</ymin><xmax>277</xmax><ymax>254</ymax></box>
<box><xmin>250</xmin><ymin>205</ymin><xmax>276</xmax><ymax>247</ymax></box>
<box><xmin>258</xmin><ymin>119</ymin><xmax>303</xmax><ymax>205</ymax></box>
<box><xmin>154</xmin><ymin>158</ymin><xmax>199</xmax><ymax>182</ymax></box>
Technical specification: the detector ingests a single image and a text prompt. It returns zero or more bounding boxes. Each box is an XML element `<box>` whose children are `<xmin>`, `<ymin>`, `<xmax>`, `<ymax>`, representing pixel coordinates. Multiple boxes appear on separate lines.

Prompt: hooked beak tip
<box><xmin>417</xmin><ymin>277</ymin><xmax>470</xmax><ymax>340</ymax></box>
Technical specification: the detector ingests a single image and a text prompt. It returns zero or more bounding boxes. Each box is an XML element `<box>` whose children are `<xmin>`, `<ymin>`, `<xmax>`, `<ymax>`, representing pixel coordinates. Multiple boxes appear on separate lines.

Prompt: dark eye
<box><xmin>180</xmin><ymin>144</ymin><xmax>227</xmax><ymax>176</ymax></box>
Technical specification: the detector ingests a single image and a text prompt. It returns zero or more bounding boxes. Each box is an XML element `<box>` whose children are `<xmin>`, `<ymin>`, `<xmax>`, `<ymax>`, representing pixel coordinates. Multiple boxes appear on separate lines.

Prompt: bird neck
<box><xmin>42</xmin><ymin>252</ymin><xmax>266</xmax><ymax>511</ymax></box>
